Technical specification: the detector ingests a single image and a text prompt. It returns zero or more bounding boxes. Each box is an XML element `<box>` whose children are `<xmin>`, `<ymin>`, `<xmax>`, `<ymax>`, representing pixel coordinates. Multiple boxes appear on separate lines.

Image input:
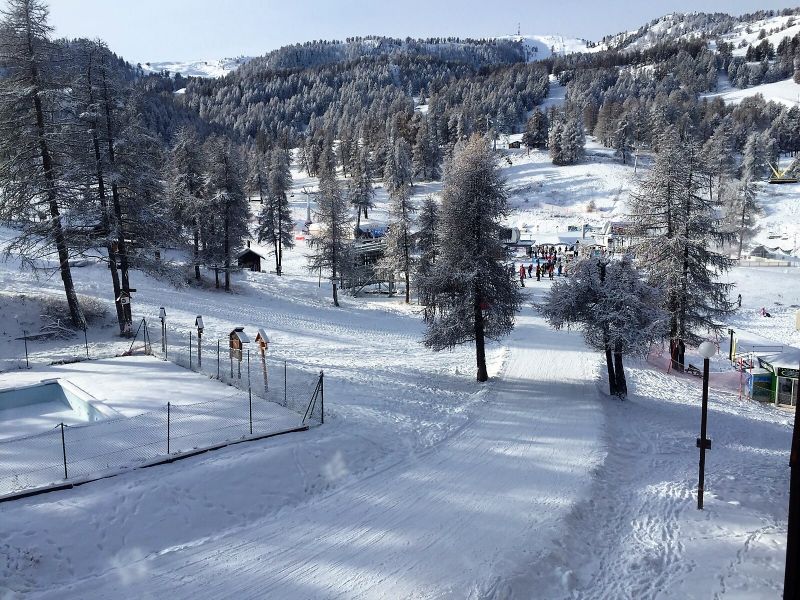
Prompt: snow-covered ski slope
<box><xmin>702</xmin><ymin>74</ymin><xmax>800</xmax><ymax>108</ymax></box>
<box><xmin>1</xmin><ymin>82</ymin><xmax>800</xmax><ymax>597</ymax></box>
<box><xmin>23</xmin><ymin>309</ymin><xmax>605</xmax><ymax>598</ymax></box>
<box><xmin>139</xmin><ymin>57</ymin><xmax>252</xmax><ymax>78</ymax></box>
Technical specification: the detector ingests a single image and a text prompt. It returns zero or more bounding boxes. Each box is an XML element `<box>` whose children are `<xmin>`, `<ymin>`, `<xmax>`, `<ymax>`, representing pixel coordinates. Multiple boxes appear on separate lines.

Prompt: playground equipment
<box><xmin>768</xmin><ymin>162</ymin><xmax>799</xmax><ymax>184</ymax></box>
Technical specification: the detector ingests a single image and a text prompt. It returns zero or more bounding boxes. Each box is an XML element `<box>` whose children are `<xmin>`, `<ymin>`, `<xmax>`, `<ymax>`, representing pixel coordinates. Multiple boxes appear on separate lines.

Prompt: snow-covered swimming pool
<box><xmin>0</xmin><ymin>379</ymin><xmax>119</xmax><ymax>440</ymax></box>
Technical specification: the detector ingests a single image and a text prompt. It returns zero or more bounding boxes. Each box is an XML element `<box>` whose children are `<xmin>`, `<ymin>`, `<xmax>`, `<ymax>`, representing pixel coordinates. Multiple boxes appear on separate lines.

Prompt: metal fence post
<box><xmin>320</xmin><ymin>370</ymin><xmax>324</xmax><ymax>424</ymax></box>
<box><xmin>284</xmin><ymin>360</ymin><xmax>287</xmax><ymax>407</ymax></box>
<box><xmin>60</xmin><ymin>422</ymin><xmax>68</xmax><ymax>479</ymax></box>
<box><xmin>217</xmin><ymin>340</ymin><xmax>220</xmax><ymax>379</ymax></box>
<box><xmin>22</xmin><ymin>330</ymin><xmax>29</xmax><ymax>369</ymax></box>
<box><xmin>83</xmin><ymin>325</ymin><xmax>89</xmax><ymax>359</ymax></box>
<box><xmin>248</xmin><ymin>349</ymin><xmax>252</xmax><ymax>435</ymax></box>
<box><xmin>189</xmin><ymin>331</ymin><xmax>193</xmax><ymax>370</ymax></box>
<box><xmin>167</xmin><ymin>402</ymin><xmax>171</xmax><ymax>454</ymax></box>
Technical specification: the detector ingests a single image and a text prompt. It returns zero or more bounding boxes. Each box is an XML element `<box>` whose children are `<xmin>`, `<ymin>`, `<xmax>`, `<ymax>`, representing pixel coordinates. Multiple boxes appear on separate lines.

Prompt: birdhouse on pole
<box><xmin>195</xmin><ymin>316</ymin><xmax>205</xmax><ymax>335</ymax></box>
<box><xmin>255</xmin><ymin>329</ymin><xmax>270</xmax><ymax>353</ymax></box>
<box><xmin>229</xmin><ymin>327</ymin><xmax>250</xmax><ymax>361</ymax></box>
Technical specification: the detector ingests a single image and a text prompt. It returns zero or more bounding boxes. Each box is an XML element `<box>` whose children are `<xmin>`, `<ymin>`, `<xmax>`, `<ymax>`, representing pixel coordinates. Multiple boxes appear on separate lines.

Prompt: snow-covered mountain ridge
<box><xmin>138</xmin><ymin>56</ymin><xmax>253</xmax><ymax>78</ymax></box>
<box><xmin>138</xmin><ymin>9</ymin><xmax>800</xmax><ymax>79</ymax></box>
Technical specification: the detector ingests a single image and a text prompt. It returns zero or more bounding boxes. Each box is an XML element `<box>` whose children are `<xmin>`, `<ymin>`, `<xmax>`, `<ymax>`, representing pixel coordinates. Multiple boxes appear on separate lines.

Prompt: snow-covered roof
<box><xmin>533</xmin><ymin>233</ymin><xmax>584</xmax><ymax>246</ymax></box>
<box><xmin>256</xmin><ymin>329</ymin><xmax>270</xmax><ymax>344</ymax></box>
<box><xmin>760</xmin><ymin>347</ymin><xmax>800</xmax><ymax>371</ymax></box>
<box><xmin>229</xmin><ymin>328</ymin><xmax>250</xmax><ymax>344</ymax></box>
<box><xmin>236</xmin><ymin>243</ymin><xmax>270</xmax><ymax>260</ymax></box>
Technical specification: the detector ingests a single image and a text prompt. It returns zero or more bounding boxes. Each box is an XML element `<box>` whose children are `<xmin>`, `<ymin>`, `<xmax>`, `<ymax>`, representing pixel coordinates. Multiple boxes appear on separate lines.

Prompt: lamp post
<box><xmin>195</xmin><ymin>316</ymin><xmax>204</xmax><ymax>368</ymax></box>
<box><xmin>697</xmin><ymin>341</ymin><xmax>716</xmax><ymax>510</ymax></box>
<box><xmin>159</xmin><ymin>307</ymin><xmax>167</xmax><ymax>358</ymax></box>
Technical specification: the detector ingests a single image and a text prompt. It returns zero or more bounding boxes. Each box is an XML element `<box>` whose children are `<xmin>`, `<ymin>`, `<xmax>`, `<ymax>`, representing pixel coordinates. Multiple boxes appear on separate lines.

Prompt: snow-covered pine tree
<box><xmin>96</xmin><ymin>57</ymin><xmax>170</xmax><ymax>332</ymax></box>
<box><xmin>726</xmin><ymin>178</ymin><xmax>762</xmax><ymax>260</ymax></box>
<box><xmin>308</xmin><ymin>167</ymin><xmax>350</xmax><ymax>306</ymax></box>
<box><xmin>381</xmin><ymin>138</ymin><xmax>415</xmax><ymax>303</ymax></box>
<box><xmin>71</xmin><ymin>39</ymin><xmax>126</xmax><ymax>332</ymax></box>
<box><xmin>701</xmin><ymin>122</ymin><xmax>735</xmax><ymax>203</ymax></box>
<box><xmin>559</xmin><ymin>115</ymin><xmax>585</xmax><ymax>165</ymax></box>
<box><xmin>522</xmin><ymin>108</ymin><xmax>548</xmax><ymax>152</ymax></box>
<box><xmin>348</xmin><ymin>141</ymin><xmax>375</xmax><ymax>231</ymax></box>
<box><xmin>539</xmin><ymin>257</ymin><xmax>665</xmax><ymax>398</ymax></box>
<box><xmin>612</xmin><ymin>117</ymin><xmax>632</xmax><ymax>165</ymax></box>
<box><xmin>246</xmin><ymin>147</ymin><xmax>269</xmax><ymax>205</ymax></box>
<box><xmin>257</xmin><ymin>148</ymin><xmax>294</xmax><ymax>275</ymax></box>
<box><xmin>167</xmin><ymin>126</ymin><xmax>207</xmax><ymax>282</ymax></box>
<box><xmin>420</xmin><ymin>135</ymin><xmax>522</xmax><ymax>382</ymax></box>
<box><xmin>202</xmin><ymin>137</ymin><xmax>249</xmax><ymax>291</ymax></box>
<box><xmin>415</xmin><ymin>195</ymin><xmax>439</xmax><ymax>319</ymax></box>
<box><xmin>548</xmin><ymin>117</ymin><xmax>564</xmax><ymax>165</ymax></box>
<box><xmin>412</xmin><ymin>116</ymin><xmax>441</xmax><ymax>181</ymax></box>
<box><xmin>629</xmin><ymin>126</ymin><xmax>734</xmax><ymax>371</ymax></box>
<box><xmin>0</xmin><ymin>0</ymin><xmax>85</xmax><ymax>327</ymax></box>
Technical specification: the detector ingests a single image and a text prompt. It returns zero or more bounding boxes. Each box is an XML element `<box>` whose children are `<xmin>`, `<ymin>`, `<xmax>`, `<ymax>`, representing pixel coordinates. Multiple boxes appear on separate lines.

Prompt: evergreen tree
<box><xmin>415</xmin><ymin>195</ymin><xmax>440</xmax><ymax>319</ymax></box>
<box><xmin>382</xmin><ymin>138</ymin><xmax>415</xmax><ymax>303</ymax></box>
<box><xmin>726</xmin><ymin>178</ymin><xmax>761</xmax><ymax>259</ymax></box>
<box><xmin>540</xmin><ymin>257</ymin><xmax>666</xmax><ymax>398</ymax></box>
<box><xmin>701</xmin><ymin>122</ymin><xmax>735</xmax><ymax>203</ymax></box>
<box><xmin>309</xmin><ymin>168</ymin><xmax>350</xmax><ymax>306</ymax></box>
<box><xmin>629</xmin><ymin>127</ymin><xmax>734</xmax><ymax>371</ymax></box>
<box><xmin>257</xmin><ymin>149</ymin><xmax>294</xmax><ymax>275</ymax></box>
<box><xmin>72</xmin><ymin>39</ymin><xmax>126</xmax><ymax>332</ymax></box>
<box><xmin>348</xmin><ymin>142</ymin><xmax>375</xmax><ymax>231</ymax></box>
<box><xmin>203</xmin><ymin>137</ymin><xmax>249</xmax><ymax>291</ymax></box>
<box><xmin>167</xmin><ymin>126</ymin><xmax>207</xmax><ymax>282</ymax></box>
<box><xmin>0</xmin><ymin>0</ymin><xmax>85</xmax><ymax>327</ymax></box>
<box><xmin>412</xmin><ymin>117</ymin><xmax>441</xmax><ymax>181</ymax></box>
<box><xmin>548</xmin><ymin>117</ymin><xmax>564</xmax><ymax>164</ymax></box>
<box><xmin>522</xmin><ymin>108</ymin><xmax>548</xmax><ymax>151</ymax></box>
<box><xmin>420</xmin><ymin>135</ymin><xmax>522</xmax><ymax>382</ymax></box>
<box><xmin>559</xmin><ymin>116</ymin><xmax>586</xmax><ymax>165</ymax></box>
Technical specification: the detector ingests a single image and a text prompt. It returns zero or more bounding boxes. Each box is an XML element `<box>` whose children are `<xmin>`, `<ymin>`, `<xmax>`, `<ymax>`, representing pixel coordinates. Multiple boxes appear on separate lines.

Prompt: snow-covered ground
<box><xmin>1</xmin><ymin>119</ymin><xmax>799</xmax><ymax>597</ymax></box>
<box><xmin>139</xmin><ymin>57</ymin><xmax>252</xmax><ymax>78</ymax></box>
<box><xmin>702</xmin><ymin>75</ymin><xmax>800</xmax><ymax>109</ymax></box>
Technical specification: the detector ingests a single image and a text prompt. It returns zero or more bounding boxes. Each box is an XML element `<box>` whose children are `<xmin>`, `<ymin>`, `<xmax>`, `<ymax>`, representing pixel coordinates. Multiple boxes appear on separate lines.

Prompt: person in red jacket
<box><xmin>519</xmin><ymin>264</ymin><xmax>526</xmax><ymax>287</ymax></box>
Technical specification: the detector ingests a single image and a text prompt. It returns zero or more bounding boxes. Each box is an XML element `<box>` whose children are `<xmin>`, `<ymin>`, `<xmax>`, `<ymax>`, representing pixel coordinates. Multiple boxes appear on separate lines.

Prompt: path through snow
<box><xmin>38</xmin><ymin>306</ymin><xmax>605</xmax><ymax>599</ymax></box>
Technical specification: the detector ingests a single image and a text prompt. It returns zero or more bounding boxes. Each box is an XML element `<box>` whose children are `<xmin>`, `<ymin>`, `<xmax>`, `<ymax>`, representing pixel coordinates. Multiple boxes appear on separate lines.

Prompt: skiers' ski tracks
<box><xmin>41</xmin><ymin>305</ymin><xmax>607</xmax><ymax>599</ymax></box>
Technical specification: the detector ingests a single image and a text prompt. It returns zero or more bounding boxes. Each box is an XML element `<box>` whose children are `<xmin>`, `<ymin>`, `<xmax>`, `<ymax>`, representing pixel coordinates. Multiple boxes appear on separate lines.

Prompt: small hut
<box><xmin>236</xmin><ymin>241</ymin><xmax>268</xmax><ymax>272</ymax></box>
<box><xmin>757</xmin><ymin>347</ymin><xmax>800</xmax><ymax>405</ymax></box>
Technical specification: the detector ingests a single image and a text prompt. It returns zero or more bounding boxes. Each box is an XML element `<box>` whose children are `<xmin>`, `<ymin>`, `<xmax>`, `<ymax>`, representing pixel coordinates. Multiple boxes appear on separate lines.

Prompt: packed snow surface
<box><xmin>1</xmin><ymin>114</ymin><xmax>799</xmax><ymax>596</ymax></box>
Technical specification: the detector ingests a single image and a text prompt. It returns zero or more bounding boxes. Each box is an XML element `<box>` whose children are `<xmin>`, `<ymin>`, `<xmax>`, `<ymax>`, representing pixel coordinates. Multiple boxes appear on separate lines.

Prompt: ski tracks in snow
<box><xmin>38</xmin><ymin>309</ymin><xmax>605</xmax><ymax>599</ymax></box>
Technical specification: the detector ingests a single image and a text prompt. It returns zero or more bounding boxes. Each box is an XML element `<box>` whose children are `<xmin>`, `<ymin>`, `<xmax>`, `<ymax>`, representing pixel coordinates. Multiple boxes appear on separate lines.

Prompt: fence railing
<box><xmin>0</xmin><ymin>382</ymin><xmax>318</xmax><ymax>497</ymax></box>
<box><xmin>0</xmin><ymin>316</ymin><xmax>325</xmax><ymax>498</ymax></box>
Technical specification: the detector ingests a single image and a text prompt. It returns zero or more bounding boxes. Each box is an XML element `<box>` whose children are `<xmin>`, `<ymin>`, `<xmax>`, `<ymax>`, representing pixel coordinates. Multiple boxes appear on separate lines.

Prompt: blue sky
<box><xmin>46</xmin><ymin>0</ymin><xmax>800</xmax><ymax>63</ymax></box>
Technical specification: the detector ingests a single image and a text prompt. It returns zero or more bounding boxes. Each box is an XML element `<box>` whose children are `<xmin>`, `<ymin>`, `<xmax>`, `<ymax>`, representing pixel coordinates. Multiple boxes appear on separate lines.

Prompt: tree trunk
<box><xmin>193</xmin><ymin>224</ymin><xmax>201</xmax><ymax>280</ymax></box>
<box><xmin>332</xmin><ymin>282</ymin><xmax>339</xmax><ymax>307</ymax></box>
<box><xmin>27</xmin><ymin>29</ymin><xmax>84</xmax><ymax>328</ymax></box>
<box><xmin>474</xmin><ymin>281</ymin><xmax>488</xmax><ymax>382</ymax></box>
<box><xmin>101</xmin><ymin>68</ymin><xmax>132</xmax><ymax>334</ymax></box>
<box><xmin>605</xmin><ymin>348</ymin><xmax>618</xmax><ymax>396</ymax></box>
<box><xmin>84</xmin><ymin>50</ymin><xmax>124</xmax><ymax>332</ymax></box>
<box><xmin>614</xmin><ymin>346</ymin><xmax>627</xmax><ymax>399</ymax></box>
<box><xmin>403</xmin><ymin>204</ymin><xmax>410</xmax><ymax>304</ymax></box>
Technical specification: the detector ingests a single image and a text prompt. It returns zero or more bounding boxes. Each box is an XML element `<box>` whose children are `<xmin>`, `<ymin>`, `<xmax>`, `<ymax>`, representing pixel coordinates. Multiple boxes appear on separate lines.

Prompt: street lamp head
<box><xmin>698</xmin><ymin>341</ymin><xmax>716</xmax><ymax>359</ymax></box>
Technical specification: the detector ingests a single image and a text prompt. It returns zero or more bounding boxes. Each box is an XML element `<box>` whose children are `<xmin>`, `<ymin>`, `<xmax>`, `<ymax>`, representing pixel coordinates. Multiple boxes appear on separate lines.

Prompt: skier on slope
<box><xmin>519</xmin><ymin>264</ymin><xmax>526</xmax><ymax>287</ymax></box>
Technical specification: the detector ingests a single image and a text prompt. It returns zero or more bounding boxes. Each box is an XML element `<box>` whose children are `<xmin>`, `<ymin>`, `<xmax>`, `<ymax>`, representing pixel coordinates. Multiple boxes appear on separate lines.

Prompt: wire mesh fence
<box><xmin>150</xmin><ymin>321</ymin><xmax>323</xmax><ymax>423</ymax></box>
<box><xmin>0</xmin><ymin>382</ymin><xmax>317</xmax><ymax>497</ymax></box>
<box><xmin>0</xmin><ymin>316</ymin><xmax>324</xmax><ymax>498</ymax></box>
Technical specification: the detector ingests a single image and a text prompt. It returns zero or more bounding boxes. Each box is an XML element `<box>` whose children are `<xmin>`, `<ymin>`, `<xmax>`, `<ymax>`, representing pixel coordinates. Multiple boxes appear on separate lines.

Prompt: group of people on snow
<box><xmin>511</xmin><ymin>256</ymin><xmax>567</xmax><ymax>287</ymax></box>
